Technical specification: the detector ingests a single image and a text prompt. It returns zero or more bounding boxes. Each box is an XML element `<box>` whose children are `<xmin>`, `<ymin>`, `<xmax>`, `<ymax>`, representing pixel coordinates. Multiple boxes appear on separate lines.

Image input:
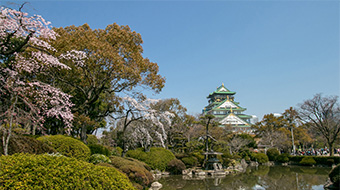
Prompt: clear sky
<box><xmin>4</xmin><ymin>0</ymin><xmax>339</xmax><ymax>120</ymax></box>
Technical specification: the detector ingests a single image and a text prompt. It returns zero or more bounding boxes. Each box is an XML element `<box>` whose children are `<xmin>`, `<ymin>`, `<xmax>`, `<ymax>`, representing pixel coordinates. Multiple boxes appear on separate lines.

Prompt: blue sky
<box><xmin>4</xmin><ymin>0</ymin><xmax>339</xmax><ymax>120</ymax></box>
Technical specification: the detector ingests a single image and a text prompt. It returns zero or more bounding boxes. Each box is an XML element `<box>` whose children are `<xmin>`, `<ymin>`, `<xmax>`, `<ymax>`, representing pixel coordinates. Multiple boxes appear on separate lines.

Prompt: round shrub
<box><xmin>251</xmin><ymin>153</ymin><xmax>269</xmax><ymax>164</ymax></box>
<box><xmin>89</xmin><ymin>154</ymin><xmax>111</xmax><ymax>164</ymax></box>
<box><xmin>0</xmin><ymin>133</ymin><xmax>56</xmax><ymax>155</ymax></box>
<box><xmin>88</xmin><ymin>144</ymin><xmax>111</xmax><ymax>156</ymax></box>
<box><xmin>167</xmin><ymin>159</ymin><xmax>186</xmax><ymax>174</ymax></box>
<box><xmin>181</xmin><ymin>156</ymin><xmax>198</xmax><ymax>168</ymax></box>
<box><xmin>300</xmin><ymin>157</ymin><xmax>316</xmax><ymax>166</ymax></box>
<box><xmin>87</xmin><ymin>134</ymin><xmax>99</xmax><ymax>145</ymax></box>
<box><xmin>111</xmin><ymin>146</ymin><xmax>123</xmax><ymax>156</ymax></box>
<box><xmin>266</xmin><ymin>148</ymin><xmax>280</xmax><ymax>161</ymax></box>
<box><xmin>110</xmin><ymin>156</ymin><xmax>153</xmax><ymax>189</ymax></box>
<box><xmin>300</xmin><ymin>157</ymin><xmax>316</xmax><ymax>165</ymax></box>
<box><xmin>329</xmin><ymin>164</ymin><xmax>340</xmax><ymax>187</ymax></box>
<box><xmin>37</xmin><ymin>135</ymin><xmax>91</xmax><ymax>161</ymax></box>
<box><xmin>277</xmin><ymin>153</ymin><xmax>290</xmax><ymax>163</ymax></box>
<box><xmin>0</xmin><ymin>153</ymin><xmax>135</xmax><ymax>189</ymax></box>
<box><xmin>126</xmin><ymin>147</ymin><xmax>176</xmax><ymax>171</ymax></box>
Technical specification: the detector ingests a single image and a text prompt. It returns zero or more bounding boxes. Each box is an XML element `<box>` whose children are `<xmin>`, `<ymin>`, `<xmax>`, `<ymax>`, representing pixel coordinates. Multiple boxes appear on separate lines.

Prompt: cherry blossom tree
<box><xmin>108</xmin><ymin>96</ymin><xmax>174</xmax><ymax>157</ymax></box>
<box><xmin>0</xmin><ymin>6</ymin><xmax>85</xmax><ymax>155</ymax></box>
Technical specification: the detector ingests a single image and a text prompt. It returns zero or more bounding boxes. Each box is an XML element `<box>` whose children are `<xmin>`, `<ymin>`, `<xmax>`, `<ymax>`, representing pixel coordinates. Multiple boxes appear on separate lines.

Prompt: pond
<box><xmin>158</xmin><ymin>165</ymin><xmax>331</xmax><ymax>190</ymax></box>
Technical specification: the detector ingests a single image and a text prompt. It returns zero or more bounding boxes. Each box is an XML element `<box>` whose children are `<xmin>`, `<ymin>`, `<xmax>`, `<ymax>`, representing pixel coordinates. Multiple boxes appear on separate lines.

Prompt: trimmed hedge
<box><xmin>181</xmin><ymin>156</ymin><xmax>198</xmax><ymax>168</ymax></box>
<box><xmin>266</xmin><ymin>148</ymin><xmax>280</xmax><ymax>161</ymax></box>
<box><xmin>0</xmin><ymin>153</ymin><xmax>135</xmax><ymax>189</ymax></box>
<box><xmin>167</xmin><ymin>159</ymin><xmax>186</xmax><ymax>174</ymax></box>
<box><xmin>0</xmin><ymin>133</ymin><xmax>56</xmax><ymax>155</ymax></box>
<box><xmin>37</xmin><ymin>135</ymin><xmax>91</xmax><ymax>161</ymax></box>
<box><xmin>88</xmin><ymin>144</ymin><xmax>111</xmax><ymax>156</ymax></box>
<box><xmin>299</xmin><ymin>157</ymin><xmax>316</xmax><ymax>166</ymax></box>
<box><xmin>109</xmin><ymin>156</ymin><xmax>153</xmax><ymax>189</ymax></box>
<box><xmin>251</xmin><ymin>153</ymin><xmax>269</xmax><ymax>164</ymax></box>
<box><xmin>126</xmin><ymin>147</ymin><xmax>176</xmax><ymax>171</ymax></box>
<box><xmin>289</xmin><ymin>156</ymin><xmax>340</xmax><ymax>166</ymax></box>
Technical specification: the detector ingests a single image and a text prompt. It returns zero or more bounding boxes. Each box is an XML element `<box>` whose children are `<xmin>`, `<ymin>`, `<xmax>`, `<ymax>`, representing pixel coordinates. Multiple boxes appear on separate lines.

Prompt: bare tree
<box><xmin>298</xmin><ymin>94</ymin><xmax>340</xmax><ymax>156</ymax></box>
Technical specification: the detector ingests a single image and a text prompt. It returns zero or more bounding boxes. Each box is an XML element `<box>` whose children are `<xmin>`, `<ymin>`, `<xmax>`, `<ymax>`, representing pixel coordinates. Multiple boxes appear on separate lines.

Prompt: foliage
<box><xmin>298</xmin><ymin>94</ymin><xmax>340</xmax><ymax>156</ymax></box>
<box><xmin>251</xmin><ymin>153</ymin><xmax>269</xmax><ymax>164</ymax></box>
<box><xmin>181</xmin><ymin>157</ymin><xmax>198</xmax><ymax>168</ymax></box>
<box><xmin>0</xmin><ymin>6</ymin><xmax>80</xmax><ymax>155</ymax></box>
<box><xmin>299</xmin><ymin>157</ymin><xmax>316</xmax><ymax>166</ymax></box>
<box><xmin>0</xmin><ymin>153</ymin><xmax>135</xmax><ymax>189</ymax></box>
<box><xmin>266</xmin><ymin>148</ymin><xmax>280</xmax><ymax>161</ymax></box>
<box><xmin>88</xmin><ymin>144</ymin><xmax>111</xmax><ymax>156</ymax></box>
<box><xmin>0</xmin><ymin>133</ymin><xmax>56</xmax><ymax>155</ymax></box>
<box><xmin>89</xmin><ymin>154</ymin><xmax>111</xmax><ymax>164</ymax></box>
<box><xmin>87</xmin><ymin>134</ymin><xmax>99</xmax><ymax>145</ymax></box>
<box><xmin>126</xmin><ymin>147</ymin><xmax>176</xmax><ymax>171</ymax></box>
<box><xmin>37</xmin><ymin>135</ymin><xmax>90</xmax><ymax>161</ymax></box>
<box><xmin>289</xmin><ymin>156</ymin><xmax>340</xmax><ymax>166</ymax></box>
<box><xmin>167</xmin><ymin>159</ymin><xmax>186</xmax><ymax>174</ymax></box>
<box><xmin>109</xmin><ymin>156</ymin><xmax>153</xmax><ymax>189</ymax></box>
<box><xmin>329</xmin><ymin>164</ymin><xmax>340</xmax><ymax>187</ymax></box>
<box><xmin>111</xmin><ymin>146</ymin><xmax>123</xmax><ymax>156</ymax></box>
<box><xmin>276</xmin><ymin>153</ymin><xmax>290</xmax><ymax>163</ymax></box>
<box><xmin>51</xmin><ymin>23</ymin><xmax>165</xmax><ymax>141</ymax></box>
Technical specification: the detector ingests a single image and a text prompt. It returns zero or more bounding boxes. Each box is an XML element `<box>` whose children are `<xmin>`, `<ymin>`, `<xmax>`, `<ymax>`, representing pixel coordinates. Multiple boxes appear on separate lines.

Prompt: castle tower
<box><xmin>203</xmin><ymin>83</ymin><xmax>253</xmax><ymax>133</ymax></box>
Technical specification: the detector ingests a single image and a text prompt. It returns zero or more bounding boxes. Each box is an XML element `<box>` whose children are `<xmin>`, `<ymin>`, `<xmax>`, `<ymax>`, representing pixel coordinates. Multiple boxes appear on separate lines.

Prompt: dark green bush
<box><xmin>89</xmin><ymin>154</ymin><xmax>111</xmax><ymax>164</ymax></box>
<box><xmin>126</xmin><ymin>147</ymin><xmax>176</xmax><ymax>171</ymax></box>
<box><xmin>251</xmin><ymin>153</ymin><xmax>269</xmax><ymax>164</ymax></box>
<box><xmin>0</xmin><ymin>133</ymin><xmax>56</xmax><ymax>155</ymax></box>
<box><xmin>110</xmin><ymin>156</ymin><xmax>153</xmax><ymax>189</ymax></box>
<box><xmin>37</xmin><ymin>135</ymin><xmax>91</xmax><ymax>161</ymax></box>
<box><xmin>0</xmin><ymin>153</ymin><xmax>135</xmax><ymax>189</ymax></box>
<box><xmin>266</xmin><ymin>148</ymin><xmax>280</xmax><ymax>161</ymax></box>
<box><xmin>181</xmin><ymin>156</ymin><xmax>198</xmax><ymax>168</ymax></box>
<box><xmin>87</xmin><ymin>134</ymin><xmax>99</xmax><ymax>145</ymax></box>
<box><xmin>167</xmin><ymin>159</ymin><xmax>186</xmax><ymax>174</ymax></box>
<box><xmin>88</xmin><ymin>144</ymin><xmax>111</xmax><ymax>156</ymax></box>
<box><xmin>299</xmin><ymin>157</ymin><xmax>316</xmax><ymax>166</ymax></box>
<box><xmin>277</xmin><ymin>153</ymin><xmax>290</xmax><ymax>163</ymax></box>
<box><xmin>329</xmin><ymin>164</ymin><xmax>340</xmax><ymax>187</ymax></box>
<box><xmin>290</xmin><ymin>156</ymin><xmax>340</xmax><ymax>166</ymax></box>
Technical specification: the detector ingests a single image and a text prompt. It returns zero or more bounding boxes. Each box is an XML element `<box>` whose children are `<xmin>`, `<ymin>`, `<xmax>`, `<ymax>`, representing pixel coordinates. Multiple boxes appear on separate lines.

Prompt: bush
<box><xmin>111</xmin><ymin>146</ymin><xmax>123</xmax><ymax>156</ymax></box>
<box><xmin>266</xmin><ymin>148</ymin><xmax>280</xmax><ymax>161</ymax></box>
<box><xmin>89</xmin><ymin>154</ymin><xmax>111</xmax><ymax>164</ymax></box>
<box><xmin>0</xmin><ymin>133</ymin><xmax>56</xmax><ymax>155</ymax></box>
<box><xmin>251</xmin><ymin>153</ymin><xmax>269</xmax><ymax>164</ymax></box>
<box><xmin>299</xmin><ymin>157</ymin><xmax>316</xmax><ymax>166</ymax></box>
<box><xmin>126</xmin><ymin>147</ymin><xmax>176</xmax><ymax>171</ymax></box>
<box><xmin>329</xmin><ymin>164</ymin><xmax>340</xmax><ymax>187</ymax></box>
<box><xmin>289</xmin><ymin>156</ymin><xmax>340</xmax><ymax>166</ymax></box>
<box><xmin>110</xmin><ymin>156</ymin><xmax>153</xmax><ymax>189</ymax></box>
<box><xmin>87</xmin><ymin>134</ymin><xmax>99</xmax><ymax>145</ymax></box>
<box><xmin>181</xmin><ymin>156</ymin><xmax>198</xmax><ymax>168</ymax></box>
<box><xmin>0</xmin><ymin>153</ymin><xmax>135</xmax><ymax>189</ymax></box>
<box><xmin>88</xmin><ymin>144</ymin><xmax>111</xmax><ymax>156</ymax></box>
<box><xmin>37</xmin><ymin>135</ymin><xmax>91</xmax><ymax>161</ymax></box>
<box><xmin>277</xmin><ymin>153</ymin><xmax>290</xmax><ymax>163</ymax></box>
<box><xmin>167</xmin><ymin>159</ymin><xmax>186</xmax><ymax>174</ymax></box>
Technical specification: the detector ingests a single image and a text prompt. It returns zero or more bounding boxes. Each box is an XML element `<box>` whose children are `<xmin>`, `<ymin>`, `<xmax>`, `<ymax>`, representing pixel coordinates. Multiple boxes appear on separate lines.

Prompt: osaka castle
<box><xmin>203</xmin><ymin>83</ymin><xmax>254</xmax><ymax>133</ymax></box>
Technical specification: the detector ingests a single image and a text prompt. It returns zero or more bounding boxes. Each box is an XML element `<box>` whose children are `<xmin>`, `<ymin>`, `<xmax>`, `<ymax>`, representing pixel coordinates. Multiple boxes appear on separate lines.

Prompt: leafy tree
<box><xmin>0</xmin><ymin>6</ymin><xmax>82</xmax><ymax>155</ymax></box>
<box><xmin>298</xmin><ymin>94</ymin><xmax>340</xmax><ymax>156</ymax></box>
<box><xmin>50</xmin><ymin>23</ymin><xmax>165</xmax><ymax>142</ymax></box>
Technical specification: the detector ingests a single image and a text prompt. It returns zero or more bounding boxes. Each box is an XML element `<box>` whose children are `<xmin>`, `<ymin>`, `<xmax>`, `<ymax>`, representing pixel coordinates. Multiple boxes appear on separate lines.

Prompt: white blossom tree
<box><xmin>109</xmin><ymin>96</ymin><xmax>174</xmax><ymax>156</ymax></box>
<box><xmin>0</xmin><ymin>6</ymin><xmax>86</xmax><ymax>155</ymax></box>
